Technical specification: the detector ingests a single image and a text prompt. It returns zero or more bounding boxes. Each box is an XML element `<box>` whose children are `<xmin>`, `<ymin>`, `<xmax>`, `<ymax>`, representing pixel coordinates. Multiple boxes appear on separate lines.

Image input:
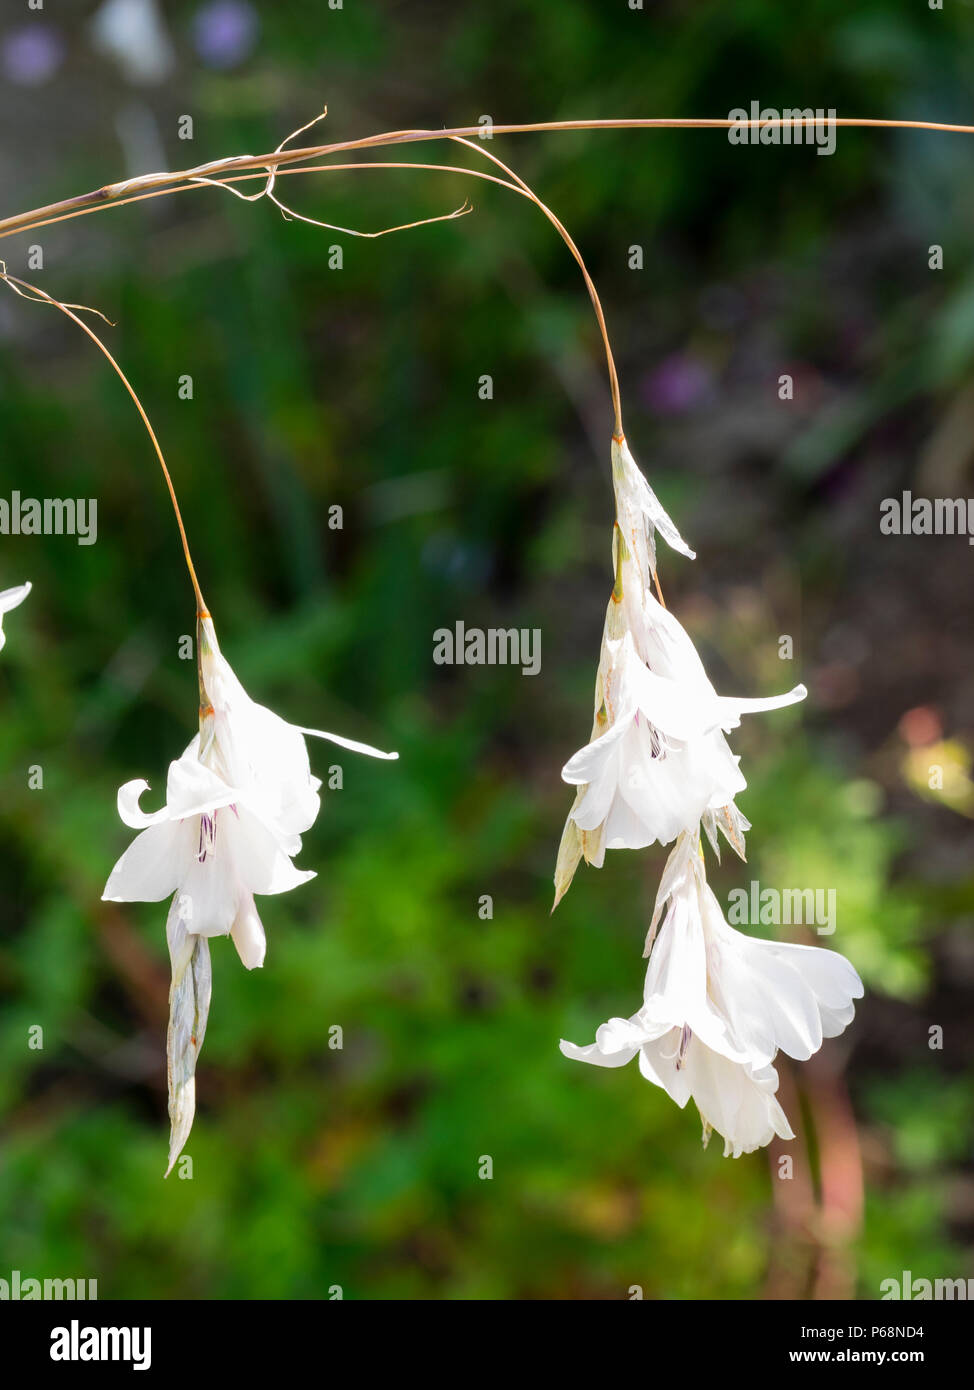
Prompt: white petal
<box><xmin>298</xmin><ymin>725</ymin><xmax>399</xmax><ymax>761</ymax></box>
<box><xmin>561</xmin><ymin>711</ymin><xmax>632</xmax><ymax>787</ymax></box>
<box><xmin>704</xmin><ymin>890</ymin><xmax>862</xmax><ymax>1063</ymax></box>
<box><xmin>166</xmin><ymin>744</ymin><xmax>240</xmax><ymax>819</ymax></box>
<box><xmin>229</xmin><ymin>806</ymin><xmax>316</xmax><ymax>896</ymax></box>
<box><xmin>176</xmin><ymin>829</ymin><xmax>240</xmax><ymax>938</ymax></box>
<box><xmin>198</xmin><ymin>641</ymin><xmax>322</xmax><ymax>837</ymax></box>
<box><xmin>559</xmin><ymin>1037</ymin><xmax>639</xmax><ymax>1069</ymax></box>
<box><xmin>230</xmin><ymin>894</ymin><xmax>266</xmax><ymax>970</ymax></box>
<box><xmin>713</xmin><ymin>684</ymin><xmax>807</xmax><ymax>732</ymax></box>
<box><xmin>117</xmin><ymin>778</ymin><xmax>171</xmax><ymax>830</ymax></box>
<box><xmin>103</xmin><ymin>819</ymin><xmax>190</xmax><ymax>901</ymax></box>
<box><xmin>682</xmin><ymin>1042</ymin><xmax>794</xmax><ymax>1157</ymax></box>
<box><xmin>637</xmin><ymin>1033</ymin><xmax>693</xmax><ymax>1108</ymax></box>
<box><xmin>630</xmin><ymin>659</ymin><xmax>720</xmax><ymax>742</ymax></box>
<box><xmin>0</xmin><ymin>581</ymin><xmax>31</xmax><ymax>614</ymax></box>
<box><xmin>643</xmin><ymin>885</ymin><xmax>747</xmax><ymax>1062</ymax></box>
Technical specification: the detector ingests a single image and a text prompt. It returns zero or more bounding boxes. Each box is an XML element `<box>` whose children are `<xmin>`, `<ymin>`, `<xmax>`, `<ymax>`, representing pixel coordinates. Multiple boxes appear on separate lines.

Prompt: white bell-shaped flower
<box><xmin>561</xmin><ymin>835</ymin><xmax>862</xmax><ymax>1155</ymax></box>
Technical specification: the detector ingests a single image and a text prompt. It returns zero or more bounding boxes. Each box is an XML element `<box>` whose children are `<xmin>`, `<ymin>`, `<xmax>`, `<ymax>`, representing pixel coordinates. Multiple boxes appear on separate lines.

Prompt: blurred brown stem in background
<box><xmin>765</xmin><ymin>1051</ymin><xmax>864</xmax><ymax>1299</ymax></box>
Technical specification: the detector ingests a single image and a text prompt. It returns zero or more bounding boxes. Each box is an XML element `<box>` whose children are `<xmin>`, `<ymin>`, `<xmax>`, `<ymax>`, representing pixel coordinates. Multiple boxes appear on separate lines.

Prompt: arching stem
<box><xmin>0</xmin><ymin>267</ymin><xmax>208</xmax><ymax>615</ymax></box>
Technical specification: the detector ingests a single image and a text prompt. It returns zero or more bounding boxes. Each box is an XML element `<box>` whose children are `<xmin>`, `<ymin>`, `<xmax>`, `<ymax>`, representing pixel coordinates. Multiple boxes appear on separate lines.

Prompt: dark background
<box><xmin>0</xmin><ymin>0</ymin><xmax>972</xmax><ymax>1299</ymax></box>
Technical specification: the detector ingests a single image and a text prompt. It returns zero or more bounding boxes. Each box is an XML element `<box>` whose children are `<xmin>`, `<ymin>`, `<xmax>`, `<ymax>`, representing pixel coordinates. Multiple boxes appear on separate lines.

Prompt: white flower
<box><xmin>560</xmin><ymin>834</ymin><xmax>862</xmax><ymax>1156</ymax></box>
<box><xmin>553</xmin><ymin>436</ymin><xmax>803</xmax><ymax>904</ymax></box>
<box><xmin>561</xmin><ymin>629</ymin><xmax>805</xmax><ymax>857</ymax></box>
<box><xmin>104</xmin><ymin>611</ymin><xmax>398</xmax><ymax>1174</ymax></box>
<box><xmin>105</xmin><ymin>616</ymin><xmax>398</xmax><ymax>969</ymax></box>
<box><xmin>0</xmin><ymin>581</ymin><xmax>30</xmax><ymax>651</ymax></box>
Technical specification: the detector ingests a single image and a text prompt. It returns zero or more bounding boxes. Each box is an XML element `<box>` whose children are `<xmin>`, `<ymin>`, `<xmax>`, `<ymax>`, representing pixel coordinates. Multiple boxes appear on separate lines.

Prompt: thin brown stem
<box><xmin>0</xmin><ymin>268</ymin><xmax>207</xmax><ymax>614</ymax></box>
<box><xmin>0</xmin><ymin>160</ymin><xmax>525</xmax><ymax>239</ymax></box>
<box><xmin>3</xmin><ymin>115</ymin><xmax>974</xmax><ymax>243</ymax></box>
<box><xmin>448</xmin><ymin>135</ymin><xmax>623</xmax><ymax>435</ymax></box>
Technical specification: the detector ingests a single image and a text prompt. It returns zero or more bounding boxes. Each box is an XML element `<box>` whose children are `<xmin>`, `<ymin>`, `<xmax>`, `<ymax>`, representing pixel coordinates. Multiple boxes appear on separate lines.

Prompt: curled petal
<box><xmin>117</xmin><ymin>778</ymin><xmax>170</xmax><ymax>830</ymax></box>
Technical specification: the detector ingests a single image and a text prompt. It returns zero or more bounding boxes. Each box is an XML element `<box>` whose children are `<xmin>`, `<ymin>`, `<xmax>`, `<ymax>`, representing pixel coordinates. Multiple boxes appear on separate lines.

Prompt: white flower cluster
<box><xmin>555</xmin><ymin>437</ymin><xmax>862</xmax><ymax>1156</ymax></box>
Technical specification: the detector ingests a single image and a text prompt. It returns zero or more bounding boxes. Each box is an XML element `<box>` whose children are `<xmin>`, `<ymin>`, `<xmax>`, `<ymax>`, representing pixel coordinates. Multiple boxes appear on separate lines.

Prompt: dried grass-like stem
<box><xmin>3</xmin><ymin>115</ymin><xmax>974</xmax><ymax>243</ymax></box>
<box><xmin>0</xmin><ymin>264</ymin><xmax>208</xmax><ymax>615</ymax></box>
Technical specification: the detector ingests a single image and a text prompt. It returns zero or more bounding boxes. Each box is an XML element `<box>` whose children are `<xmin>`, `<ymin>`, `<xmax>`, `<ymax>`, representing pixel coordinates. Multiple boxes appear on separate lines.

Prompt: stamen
<box><xmin>197</xmin><ymin>811</ymin><xmax>217</xmax><ymax>863</ymax></box>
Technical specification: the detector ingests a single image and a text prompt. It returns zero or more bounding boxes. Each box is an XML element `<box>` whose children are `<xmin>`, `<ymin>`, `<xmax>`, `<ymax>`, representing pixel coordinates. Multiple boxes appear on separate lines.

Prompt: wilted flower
<box><xmin>0</xmin><ymin>581</ymin><xmax>31</xmax><ymax>649</ymax></box>
<box><xmin>104</xmin><ymin>610</ymin><xmax>397</xmax><ymax>1172</ymax></box>
<box><xmin>560</xmin><ymin>833</ymin><xmax>862</xmax><ymax>1155</ymax></box>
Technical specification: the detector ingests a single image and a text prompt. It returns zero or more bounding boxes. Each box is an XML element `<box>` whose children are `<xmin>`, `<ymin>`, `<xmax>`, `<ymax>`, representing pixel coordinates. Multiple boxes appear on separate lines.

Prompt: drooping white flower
<box><xmin>560</xmin><ymin>834</ymin><xmax>862</xmax><ymax>1156</ymax></box>
<box><xmin>0</xmin><ymin>581</ymin><xmax>30</xmax><ymax>650</ymax></box>
<box><xmin>104</xmin><ymin>610</ymin><xmax>398</xmax><ymax>1173</ymax></box>
<box><xmin>560</xmin><ymin>628</ymin><xmax>805</xmax><ymax>860</ymax></box>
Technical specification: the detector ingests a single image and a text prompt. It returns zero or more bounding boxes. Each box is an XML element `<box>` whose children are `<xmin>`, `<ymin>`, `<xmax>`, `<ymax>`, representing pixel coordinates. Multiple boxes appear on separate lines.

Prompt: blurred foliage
<box><xmin>0</xmin><ymin>0</ymin><xmax>973</xmax><ymax>1300</ymax></box>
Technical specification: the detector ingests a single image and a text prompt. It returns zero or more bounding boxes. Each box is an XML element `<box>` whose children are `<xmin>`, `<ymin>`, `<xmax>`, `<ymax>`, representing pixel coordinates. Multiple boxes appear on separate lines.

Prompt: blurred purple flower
<box><xmin>192</xmin><ymin>1</ymin><xmax>258</xmax><ymax>69</ymax></box>
<box><xmin>641</xmin><ymin>353</ymin><xmax>714</xmax><ymax>415</ymax></box>
<box><xmin>1</xmin><ymin>25</ymin><xmax>64</xmax><ymax>86</ymax></box>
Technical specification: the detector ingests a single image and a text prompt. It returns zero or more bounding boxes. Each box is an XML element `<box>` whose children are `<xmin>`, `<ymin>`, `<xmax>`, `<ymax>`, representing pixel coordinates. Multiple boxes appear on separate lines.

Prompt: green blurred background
<box><xmin>1</xmin><ymin>0</ymin><xmax>973</xmax><ymax>1300</ymax></box>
